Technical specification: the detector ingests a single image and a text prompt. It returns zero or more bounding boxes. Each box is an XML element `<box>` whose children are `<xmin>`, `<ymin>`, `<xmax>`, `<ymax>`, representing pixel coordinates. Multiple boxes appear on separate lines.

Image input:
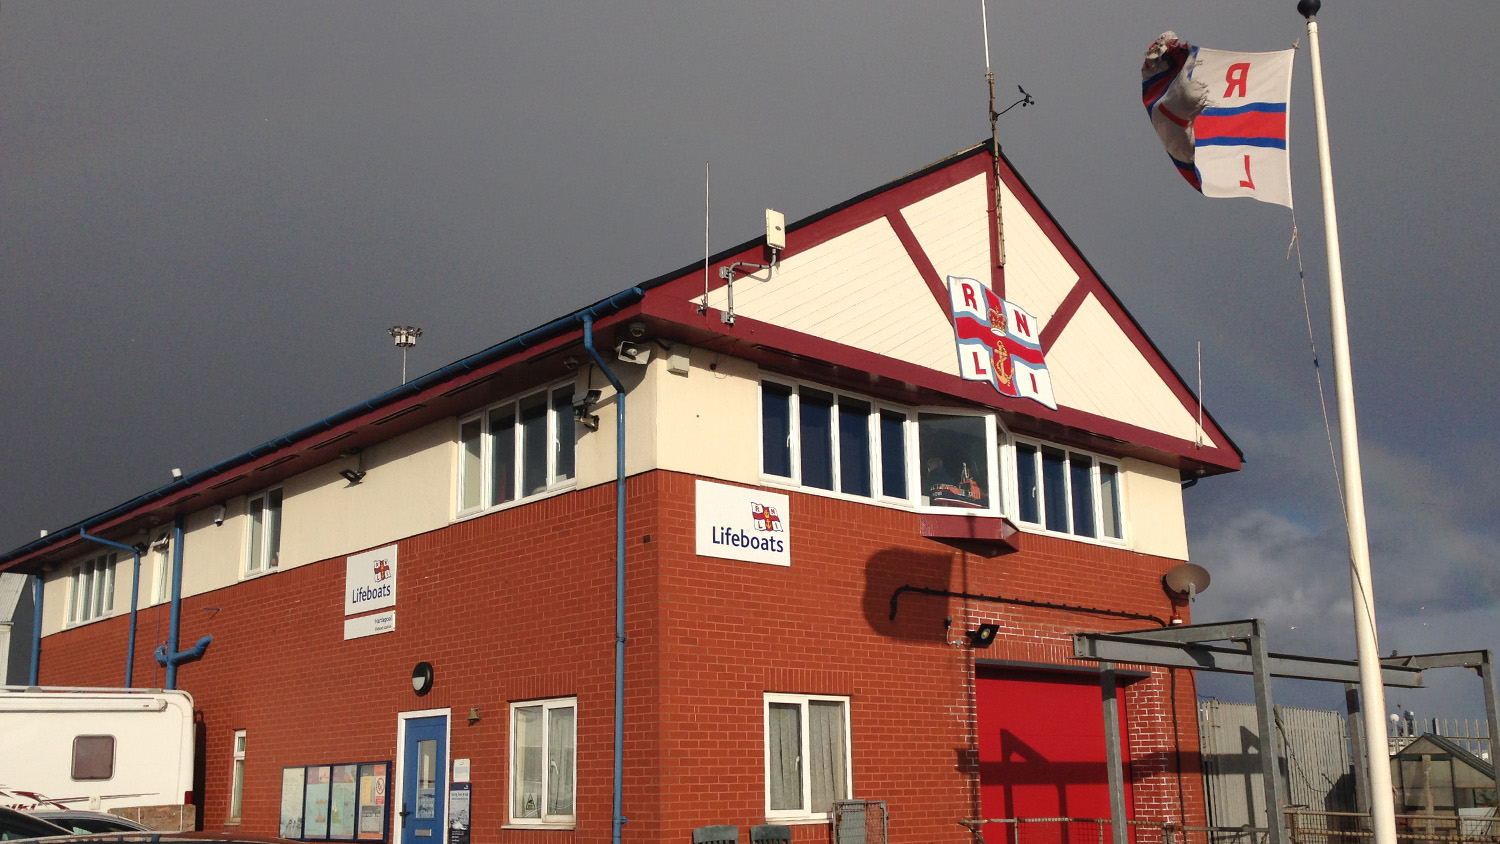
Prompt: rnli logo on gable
<box><xmin>696</xmin><ymin>480</ymin><xmax>791</xmax><ymax>567</ymax></box>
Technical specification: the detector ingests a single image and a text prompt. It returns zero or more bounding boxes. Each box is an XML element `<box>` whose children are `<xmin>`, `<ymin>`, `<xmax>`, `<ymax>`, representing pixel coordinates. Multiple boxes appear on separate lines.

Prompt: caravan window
<box><xmin>72</xmin><ymin>735</ymin><xmax>115</xmax><ymax>780</ymax></box>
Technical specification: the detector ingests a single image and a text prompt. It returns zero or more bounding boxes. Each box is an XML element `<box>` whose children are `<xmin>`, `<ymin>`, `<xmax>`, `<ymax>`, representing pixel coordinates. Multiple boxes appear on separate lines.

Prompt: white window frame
<box><xmin>507</xmin><ymin>696</ymin><xmax>577</xmax><ymax>829</ymax></box>
<box><xmin>457</xmin><ymin>383</ymin><xmax>578</xmax><ymax>518</ymax></box>
<box><xmin>914</xmin><ymin>407</ymin><xmax>1001</xmax><ymax>515</ymax></box>
<box><xmin>763</xmin><ymin>693</ymin><xmax>852</xmax><ymax>822</ymax></box>
<box><xmin>229</xmin><ymin>729</ymin><xmax>246</xmax><ymax>823</ymax></box>
<box><xmin>760</xmin><ymin>378</ymin><xmax>1004</xmax><ymax>515</ymax></box>
<box><xmin>1009</xmin><ymin>437</ymin><xmax>1126</xmax><ymax>544</ymax></box>
<box><xmin>244</xmin><ymin>487</ymin><xmax>283</xmax><ymax>576</ymax></box>
<box><xmin>150</xmin><ymin>531</ymin><xmax>173</xmax><ymax>606</ymax></box>
<box><xmin>66</xmin><ymin>553</ymin><xmax>117</xmax><ymax>626</ymax></box>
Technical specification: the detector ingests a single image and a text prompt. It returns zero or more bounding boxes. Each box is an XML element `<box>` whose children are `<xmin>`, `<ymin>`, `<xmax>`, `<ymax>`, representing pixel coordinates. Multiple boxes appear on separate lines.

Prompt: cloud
<box><xmin>1187</xmin><ymin>425</ymin><xmax>1500</xmax><ymax>718</ymax></box>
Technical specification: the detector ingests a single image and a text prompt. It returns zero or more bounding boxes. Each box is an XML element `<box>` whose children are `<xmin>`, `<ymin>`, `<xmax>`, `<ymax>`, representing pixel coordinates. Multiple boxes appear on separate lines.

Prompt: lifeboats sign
<box><xmin>345</xmin><ymin>543</ymin><xmax>397</xmax><ymax>616</ymax></box>
<box><xmin>695</xmin><ymin>480</ymin><xmax>791</xmax><ymax>566</ymax></box>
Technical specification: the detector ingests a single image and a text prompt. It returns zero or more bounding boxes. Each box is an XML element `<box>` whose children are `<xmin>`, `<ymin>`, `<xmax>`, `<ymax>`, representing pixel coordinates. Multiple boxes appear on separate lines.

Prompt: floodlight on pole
<box><xmin>389</xmin><ymin>325</ymin><xmax>422</xmax><ymax>384</ymax></box>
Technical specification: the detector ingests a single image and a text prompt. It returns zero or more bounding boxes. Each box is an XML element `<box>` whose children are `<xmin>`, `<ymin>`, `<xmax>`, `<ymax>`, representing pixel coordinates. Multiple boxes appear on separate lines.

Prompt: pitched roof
<box><xmin>640</xmin><ymin>141</ymin><xmax>1241</xmax><ymax>472</ymax></box>
<box><xmin>0</xmin><ymin>142</ymin><xmax>1238</xmax><ymax>574</ymax></box>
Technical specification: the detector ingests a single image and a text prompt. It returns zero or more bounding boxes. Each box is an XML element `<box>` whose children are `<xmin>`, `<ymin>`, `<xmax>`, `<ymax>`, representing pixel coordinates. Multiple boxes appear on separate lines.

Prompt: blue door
<box><xmin>400</xmin><ymin>716</ymin><xmax>447</xmax><ymax>844</ymax></box>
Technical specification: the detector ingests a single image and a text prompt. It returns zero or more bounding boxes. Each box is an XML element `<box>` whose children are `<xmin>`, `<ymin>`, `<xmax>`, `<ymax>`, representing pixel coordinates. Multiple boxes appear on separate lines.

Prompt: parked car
<box><xmin>27</xmin><ymin>811</ymin><xmax>153</xmax><ymax>834</ymax></box>
<box><xmin>0</xmin><ymin>807</ymin><xmax>68</xmax><ymax>840</ymax></box>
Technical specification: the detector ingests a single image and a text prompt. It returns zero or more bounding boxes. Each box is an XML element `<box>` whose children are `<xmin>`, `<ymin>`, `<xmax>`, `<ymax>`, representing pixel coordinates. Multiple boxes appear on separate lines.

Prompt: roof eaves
<box><xmin>0</xmin><ymin>287</ymin><xmax>646</xmax><ymax>572</ymax></box>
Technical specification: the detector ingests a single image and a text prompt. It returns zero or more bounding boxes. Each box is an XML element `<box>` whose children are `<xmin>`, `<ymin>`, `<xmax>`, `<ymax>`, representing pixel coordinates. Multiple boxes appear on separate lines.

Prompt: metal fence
<box><xmin>960</xmin><ymin>811</ymin><xmax>1500</xmax><ymax>844</ymax></box>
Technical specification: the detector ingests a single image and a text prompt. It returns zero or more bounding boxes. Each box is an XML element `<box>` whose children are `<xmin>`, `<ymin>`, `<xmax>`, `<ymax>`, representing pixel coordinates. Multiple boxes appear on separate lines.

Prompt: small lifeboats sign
<box><xmin>345</xmin><ymin>543</ymin><xmax>398</xmax><ymax>616</ymax></box>
<box><xmin>695</xmin><ymin>480</ymin><xmax>791</xmax><ymax>567</ymax></box>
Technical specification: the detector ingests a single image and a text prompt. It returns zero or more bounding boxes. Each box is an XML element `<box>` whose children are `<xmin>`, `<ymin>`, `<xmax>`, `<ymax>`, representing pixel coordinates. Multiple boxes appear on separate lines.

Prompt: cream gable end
<box><xmin>900</xmin><ymin>174</ymin><xmax>991</xmax><ymax>289</ymax></box>
<box><xmin>1046</xmin><ymin>294</ymin><xmax>1212</xmax><ymax>446</ymax></box>
<box><xmin>697</xmin><ymin>217</ymin><xmax>960</xmax><ymax>376</ymax></box>
<box><xmin>994</xmin><ymin>181</ymin><xmax>1079</xmax><ymax>325</ymax></box>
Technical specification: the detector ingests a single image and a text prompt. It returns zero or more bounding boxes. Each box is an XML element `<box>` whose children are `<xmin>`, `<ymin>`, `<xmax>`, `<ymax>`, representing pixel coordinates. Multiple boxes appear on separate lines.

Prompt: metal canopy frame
<box><xmin>1068</xmin><ymin>619</ymin><xmax>1437</xmax><ymax>844</ymax></box>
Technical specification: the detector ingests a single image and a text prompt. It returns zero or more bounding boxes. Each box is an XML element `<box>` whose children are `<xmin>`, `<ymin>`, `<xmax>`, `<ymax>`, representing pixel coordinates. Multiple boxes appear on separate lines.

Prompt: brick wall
<box><xmin>38</xmin><ymin>470</ymin><xmax>1207</xmax><ymax>843</ymax></box>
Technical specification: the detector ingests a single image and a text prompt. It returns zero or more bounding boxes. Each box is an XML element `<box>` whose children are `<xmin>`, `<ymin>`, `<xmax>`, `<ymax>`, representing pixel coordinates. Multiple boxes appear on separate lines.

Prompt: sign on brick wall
<box><xmin>345</xmin><ymin>543</ymin><xmax>397</xmax><ymax>616</ymax></box>
<box><xmin>695</xmin><ymin>480</ymin><xmax>791</xmax><ymax>567</ymax></box>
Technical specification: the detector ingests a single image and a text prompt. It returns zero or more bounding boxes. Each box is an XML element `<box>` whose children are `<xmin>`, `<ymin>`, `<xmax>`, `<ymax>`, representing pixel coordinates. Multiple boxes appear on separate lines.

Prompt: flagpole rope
<box><xmin>1288</xmin><ymin>213</ymin><xmax>1349</xmax><ymax>525</ymax></box>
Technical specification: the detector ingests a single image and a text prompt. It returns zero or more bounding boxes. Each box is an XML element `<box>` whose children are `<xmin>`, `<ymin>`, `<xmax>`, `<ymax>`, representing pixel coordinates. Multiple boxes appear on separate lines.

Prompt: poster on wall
<box><xmin>329</xmin><ymin>765</ymin><xmax>357</xmax><ymax>839</ymax></box>
<box><xmin>357</xmin><ymin>763</ymin><xmax>387</xmax><ymax>840</ymax></box>
<box><xmin>279</xmin><ymin>768</ymin><xmax>307</xmax><ymax>839</ymax></box>
<box><xmin>447</xmin><ymin>783</ymin><xmax>471</xmax><ymax>844</ymax></box>
<box><xmin>694</xmin><ymin>480</ymin><xmax>791</xmax><ymax>567</ymax></box>
<box><xmin>304</xmin><ymin>766</ymin><xmax>331</xmax><ymax>839</ymax></box>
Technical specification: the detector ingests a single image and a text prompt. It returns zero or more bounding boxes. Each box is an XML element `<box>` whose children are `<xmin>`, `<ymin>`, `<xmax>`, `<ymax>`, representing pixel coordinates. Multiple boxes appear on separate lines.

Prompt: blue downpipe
<box><xmin>583</xmin><ymin>314</ymin><xmax>627</xmax><ymax>844</ymax></box>
<box><xmin>165</xmin><ymin>515</ymin><xmax>185</xmax><ymax>689</ymax></box>
<box><xmin>79</xmin><ymin>530</ymin><xmax>142</xmax><ymax>688</ymax></box>
<box><xmin>28</xmin><ymin>575</ymin><xmax>42</xmax><ymax>685</ymax></box>
<box><xmin>154</xmin><ymin>515</ymin><xmax>213</xmax><ymax>686</ymax></box>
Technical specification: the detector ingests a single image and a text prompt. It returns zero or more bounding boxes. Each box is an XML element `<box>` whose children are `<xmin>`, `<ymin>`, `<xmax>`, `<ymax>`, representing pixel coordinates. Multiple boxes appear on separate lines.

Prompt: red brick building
<box><xmin>2</xmin><ymin>143</ymin><xmax>1241</xmax><ymax>844</ymax></box>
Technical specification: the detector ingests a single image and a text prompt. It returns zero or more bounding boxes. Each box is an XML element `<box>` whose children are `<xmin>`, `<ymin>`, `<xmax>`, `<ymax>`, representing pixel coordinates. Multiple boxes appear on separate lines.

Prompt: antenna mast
<box><xmin>982</xmin><ymin>0</ymin><xmax>1006</xmax><ymax>268</ymax></box>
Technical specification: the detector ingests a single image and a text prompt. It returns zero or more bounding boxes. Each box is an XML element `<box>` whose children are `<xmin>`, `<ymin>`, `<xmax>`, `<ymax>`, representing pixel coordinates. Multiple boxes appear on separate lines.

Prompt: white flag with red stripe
<box><xmin>1142</xmin><ymin>32</ymin><xmax>1295</xmax><ymax>208</ymax></box>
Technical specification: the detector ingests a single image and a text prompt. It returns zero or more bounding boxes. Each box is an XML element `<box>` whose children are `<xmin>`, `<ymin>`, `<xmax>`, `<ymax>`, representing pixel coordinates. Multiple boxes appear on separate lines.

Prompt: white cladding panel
<box><xmin>41</xmin><ymin>420</ymin><xmax>455</xmax><ymax>636</ymax></box>
<box><xmin>900</xmin><ymin>173</ymin><xmax>992</xmax><ymax>288</ymax></box>
<box><xmin>1047</xmin><ymin>294</ymin><xmax>1208</xmax><ymax>445</ymax></box>
<box><xmin>699</xmin><ymin>218</ymin><xmax>959</xmax><ymax>376</ymax></box>
<box><xmin>996</xmin><ymin>181</ymin><xmax>1080</xmax><ymax>324</ymax></box>
<box><xmin>1122</xmin><ymin>457</ymin><xmax>1189</xmax><ymax>560</ymax></box>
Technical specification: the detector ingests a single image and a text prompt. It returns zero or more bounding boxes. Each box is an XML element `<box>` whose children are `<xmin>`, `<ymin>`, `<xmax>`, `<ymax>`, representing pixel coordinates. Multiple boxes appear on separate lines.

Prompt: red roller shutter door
<box><xmin>976</xmin><ymin>667</ymin><xmax>1133</xmax><ymax>842</ymax></box>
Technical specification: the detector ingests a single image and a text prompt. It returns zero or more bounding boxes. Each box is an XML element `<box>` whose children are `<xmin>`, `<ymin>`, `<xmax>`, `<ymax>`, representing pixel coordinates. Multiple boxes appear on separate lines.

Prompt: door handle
<box><xmin>399</xmin><ymin>803</ymin><xmax>411</xmax><ymax>828</ymax></box>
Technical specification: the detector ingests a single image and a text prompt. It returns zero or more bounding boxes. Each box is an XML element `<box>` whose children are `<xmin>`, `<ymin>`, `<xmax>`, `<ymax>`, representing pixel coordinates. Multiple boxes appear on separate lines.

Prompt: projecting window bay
<box><xmin>759</xmin><ymin>377</ymin><xmax>1128</xmax><ymax>544</ymax></box>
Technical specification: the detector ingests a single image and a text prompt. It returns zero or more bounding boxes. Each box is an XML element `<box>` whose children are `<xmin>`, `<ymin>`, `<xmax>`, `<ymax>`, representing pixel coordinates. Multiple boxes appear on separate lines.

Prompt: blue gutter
<box><xmin>79</xmin><ymin>530</ymin><xmax>142</xmax><ymax>687</ymax></box>
<box><xmin>0</xmin><ymin>288</ymin><xmax>647</xmax><ymax>573</ymax></box>
<box><xmin>582</xmin><ymin>314</ymin><xmax>628</xmax><ymax>844</ymax></box>
<box><xmin>28</xmin><ymin>576</ymin><xmax>42</xmax><ymax>685</ymax></box>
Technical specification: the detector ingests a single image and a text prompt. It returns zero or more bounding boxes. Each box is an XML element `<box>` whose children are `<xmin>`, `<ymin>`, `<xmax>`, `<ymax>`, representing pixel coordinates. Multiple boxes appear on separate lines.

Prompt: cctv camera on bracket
<box><xmin>615</xmin><ymin>341</ymin><xmax>652</xmax><ymax>365</ymax></box>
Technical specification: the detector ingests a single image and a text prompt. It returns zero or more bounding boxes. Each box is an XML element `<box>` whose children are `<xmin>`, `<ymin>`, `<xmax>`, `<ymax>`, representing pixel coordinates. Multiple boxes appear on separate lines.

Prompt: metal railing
<box><xmin>960</xmin><ymin>810</ymin><xmax>1500</xmax><ymax>844</ymax></box>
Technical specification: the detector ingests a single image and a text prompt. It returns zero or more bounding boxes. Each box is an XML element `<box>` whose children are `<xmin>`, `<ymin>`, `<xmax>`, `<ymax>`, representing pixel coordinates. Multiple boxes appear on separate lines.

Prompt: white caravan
<box><xmin>0</xmin><ymin>687</ymin><xmax>194</xmax><ymax>812</ymax></box>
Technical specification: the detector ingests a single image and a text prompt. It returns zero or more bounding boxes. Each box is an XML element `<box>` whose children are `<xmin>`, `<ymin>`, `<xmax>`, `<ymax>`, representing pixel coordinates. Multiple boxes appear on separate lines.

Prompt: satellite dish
<box><xmin>1162</xmin><ymin>563</ymin><xmax>1211</xmax><ymax>597</ymax></box>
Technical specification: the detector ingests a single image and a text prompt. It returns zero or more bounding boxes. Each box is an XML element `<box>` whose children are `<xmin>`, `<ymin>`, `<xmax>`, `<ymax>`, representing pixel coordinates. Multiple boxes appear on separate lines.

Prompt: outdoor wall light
<box><xmin>412</xmin><ymin>662</ymin><xmax>435</xmax><ymax>696</ymax></box>
<box><xmin>339</xmin><ymin>448</ymin><xmax>367</xmax><ymax>485</ymax></box>
<box><xmin>966</xmin><ymin>624</ymin><xmax>999</xmax><ymax>648</ymax></box>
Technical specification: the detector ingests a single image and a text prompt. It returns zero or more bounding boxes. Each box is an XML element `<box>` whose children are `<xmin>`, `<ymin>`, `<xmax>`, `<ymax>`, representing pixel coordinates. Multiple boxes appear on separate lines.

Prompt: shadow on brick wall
<box><xmin>861</xmin><ymin>548</ymin><xmax>954</xmax><ymax>643</ymax></box>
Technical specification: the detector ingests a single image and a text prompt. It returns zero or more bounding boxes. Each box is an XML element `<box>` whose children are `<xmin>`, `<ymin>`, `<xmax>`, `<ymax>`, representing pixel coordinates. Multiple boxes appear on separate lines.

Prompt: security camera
<box><xmin>213</xmin><ymin>504</ymin><xmax>226</xmax><ymax>527</ymax></box>
<box><xmin>571</xmin><ymin>389</ymin><xmax>603</xmax><ymax>431</ymax></box>
<box><xmin>615</xmin><ymin>341</ymin><xmax>652</xmax><ymax>365</ymax></box>
<box><xmin>627</xmin><ymin>321</ymin><xmax>646</xmax><ymax>339</ymax></box>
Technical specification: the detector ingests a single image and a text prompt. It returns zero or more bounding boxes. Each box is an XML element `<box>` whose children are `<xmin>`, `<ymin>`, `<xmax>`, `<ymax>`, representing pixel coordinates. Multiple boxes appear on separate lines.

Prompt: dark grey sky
<box><xmin>3</xmin><ymin>2</ymin><xmax>1496</xmax><ymax>719</ymax></box>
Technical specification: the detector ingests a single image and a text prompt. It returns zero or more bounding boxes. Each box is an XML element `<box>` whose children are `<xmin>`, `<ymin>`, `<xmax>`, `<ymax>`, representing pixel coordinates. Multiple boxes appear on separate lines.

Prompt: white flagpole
<box><xmin>1298</xmin><ymin>4</ymin><xmax>1397</xmax><ymax>843</ymax></box>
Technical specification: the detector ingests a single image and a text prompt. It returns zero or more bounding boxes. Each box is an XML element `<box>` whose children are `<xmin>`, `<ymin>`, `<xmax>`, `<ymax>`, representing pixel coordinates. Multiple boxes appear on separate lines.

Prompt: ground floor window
<box><xmin>229</xmin><ymin>730</ymin><xmax>246</xmax><ymax>823</ymax></box>
<box><xmin>277</xmin><ymin>761</ymin><xmax>389</xmax><ymax>841</ymax></box>
<box><xmin>509</xmin><ymin>697</ymin><xmax>576</xmax><ymax>827</ymax></box>
<box><xmin>764</xmin><ymin>693</ymin><xmax>851</xmax><ymax>821</ymax></box>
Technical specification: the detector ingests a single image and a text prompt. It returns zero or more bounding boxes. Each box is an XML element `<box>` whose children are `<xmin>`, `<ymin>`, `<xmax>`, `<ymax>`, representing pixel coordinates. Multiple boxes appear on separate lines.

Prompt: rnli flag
<box><xmin>1142</xmin><ymin>32</ymin><xmax>1294</xmax><ymax>207</ymax></box>
<box><xmin>946</xmin><ymin>276</ymin><xmax>1057</xmax><ymax>410</ymax></box>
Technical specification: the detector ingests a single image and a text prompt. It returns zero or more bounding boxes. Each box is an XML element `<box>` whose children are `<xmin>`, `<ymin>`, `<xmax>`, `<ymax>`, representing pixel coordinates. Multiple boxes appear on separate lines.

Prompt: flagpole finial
<box><xmin>1297</xmin><ymin>0</ymin><xmax>1320</xmax><ymax>18</ymax></box>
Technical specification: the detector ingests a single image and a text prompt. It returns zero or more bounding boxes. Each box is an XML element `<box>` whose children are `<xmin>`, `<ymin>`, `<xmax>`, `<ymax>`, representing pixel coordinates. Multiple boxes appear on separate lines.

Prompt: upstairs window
<box><xmin>67</xmin><ymin>553</ymin><xmax>116</xmax><ymax>625</ymax></box>
<box><xmin>1014</xmin><ymin>440</ymin><xmax>1123</xmax><ymax>541</ymax></box>
<box><xmin>761</xmin><ymin>379</ymin><xmax>1003</xmax><ymax>514</ymax></box>
<box><xmin>246</xmin><ymin>488</ymin><xmax>283</xmax><ymax>575</ymax></box>
<box><xmin>917</xmin><ymin>411</ymin><xmax>994</xmax><ymax>511</ymax></box>
<box><xmin>458</xmin><ymin>384</ymin><xmax>576</xmax><ymax>516</ymax></box>
<box><xmin>760</xmin><ymin>381</ymin><xmax>908</xmax><ymax>503</ymax></box>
